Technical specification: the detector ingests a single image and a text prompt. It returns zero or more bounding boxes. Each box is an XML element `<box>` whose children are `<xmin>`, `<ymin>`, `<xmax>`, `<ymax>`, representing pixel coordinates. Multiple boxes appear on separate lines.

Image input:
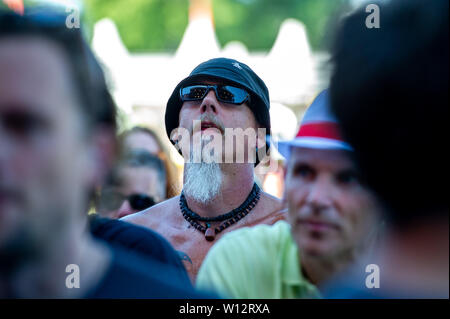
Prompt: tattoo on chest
<box><xmin>177</xmin><ymin>251</ymin><xmax>193</xmax><ymax>265</ymax></box>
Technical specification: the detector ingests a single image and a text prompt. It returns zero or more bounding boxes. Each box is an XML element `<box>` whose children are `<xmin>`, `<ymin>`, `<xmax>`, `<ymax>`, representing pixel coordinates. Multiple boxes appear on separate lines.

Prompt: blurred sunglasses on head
<box><xmin>180</xmin><ymin>85</ymin><xmax>250</xmax><ymax>105</ymax></box>
<box><xmin>0</xmin><ymin>6</ymin><xmax>85</xmax><ymax>57</ymax></box>
<box><xmin>1</xmin><ymin>4</ymin><xmax>75</xmax><ymax>27</ymax></box>
<box><xmin>98</xmin><ymin>190</ymin><xmax>156</xmax><ymax>212</ymax></box>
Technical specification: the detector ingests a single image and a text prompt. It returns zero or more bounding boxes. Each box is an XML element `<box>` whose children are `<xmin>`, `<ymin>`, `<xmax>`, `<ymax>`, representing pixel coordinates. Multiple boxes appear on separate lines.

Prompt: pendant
<box><xmin>205</xmin><ymin>227</ymin><xmax>215</xmax><ymax>241</ymax></box>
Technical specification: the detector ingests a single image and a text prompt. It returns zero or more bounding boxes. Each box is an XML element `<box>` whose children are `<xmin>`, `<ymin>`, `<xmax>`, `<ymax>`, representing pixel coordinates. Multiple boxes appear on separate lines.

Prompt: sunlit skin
<box><xmin>0</xmin><ymin>37</ymin><xmax>112</xmax><ymax>297</ymax></box>
<box><xmin>124</xmin><ymin>79</ymin><xmax>286</xmax><ymax>282</ymax></box>
<box><xmin>284</xmin><ymin>147</ymin><xmax>380</xmax><ymax>285</ymax></box>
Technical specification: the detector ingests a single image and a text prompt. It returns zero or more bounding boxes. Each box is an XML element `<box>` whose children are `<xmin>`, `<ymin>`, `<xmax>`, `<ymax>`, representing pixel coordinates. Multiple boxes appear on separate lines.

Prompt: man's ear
<box><xmin>86</xmin><ymin>125</ymin><xmax>117</xmax><ymax>187</ymax></box>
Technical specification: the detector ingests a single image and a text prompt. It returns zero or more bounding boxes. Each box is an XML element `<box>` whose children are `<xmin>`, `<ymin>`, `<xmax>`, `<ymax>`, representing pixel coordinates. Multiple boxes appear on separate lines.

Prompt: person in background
<box><xmin>0</xmin><ymin>7</ymin><xmax>212</xmax><ymax>298</ymax></box>
<box><xmin>260</xmin><ymin>158</ymin><xmax>285</xmax><ymax>199</ymax></box>
<box><xmin>120</xmin><ymin>126</ymin><xmax>181</xmax><ymax>199</ymax></box>
<box><xmin>196</xmin><ymin>90</ymin><xmax>382</xmax><ymax>298</ymax></box>
<box><xmin>93</xmin><ymin>148</ymin><xmax>192</xmax><ymax>279</ymax></box>
<box><xmin>325</xmin><ymin>0</ymin><xmax>448</xmax><ymax>298</ymax></box>
<box><xmin>96</xmin><ymin>149</ymin><xmax>166</xmax><ymax>219</ymax></box>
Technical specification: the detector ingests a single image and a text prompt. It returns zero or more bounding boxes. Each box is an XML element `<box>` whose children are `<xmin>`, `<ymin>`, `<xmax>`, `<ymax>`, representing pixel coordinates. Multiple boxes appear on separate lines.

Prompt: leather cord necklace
<box><xmin>179</xmin><ymin>183</ymin><xmax>261</xmax><ymax>241</ymax></box>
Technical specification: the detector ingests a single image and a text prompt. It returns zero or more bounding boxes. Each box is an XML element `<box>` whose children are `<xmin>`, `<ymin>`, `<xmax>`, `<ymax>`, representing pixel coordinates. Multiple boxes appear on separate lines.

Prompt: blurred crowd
<box><xmin>0</xmin><ymin>0</ymin><xmax>448</xmax><ymax>298</ymax></box>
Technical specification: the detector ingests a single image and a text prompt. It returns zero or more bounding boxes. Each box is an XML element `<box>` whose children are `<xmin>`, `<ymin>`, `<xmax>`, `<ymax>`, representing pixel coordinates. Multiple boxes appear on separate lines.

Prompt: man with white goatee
<box><xmin>123</xmin><ymin>58</ymin><xmax>286</xmax><ymax>281</ymax></box>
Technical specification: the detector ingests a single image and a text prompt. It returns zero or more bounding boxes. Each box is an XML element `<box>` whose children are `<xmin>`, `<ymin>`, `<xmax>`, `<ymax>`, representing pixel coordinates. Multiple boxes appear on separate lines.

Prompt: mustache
<box><xmin>189</xmin><ymin>114</ymin><xmax>225</xmax><ymax>135</ymax></box>
<box><xmin>294</xmin><ymin>206</ymin><xmax>341</xmax><ymax>228</ymax></box>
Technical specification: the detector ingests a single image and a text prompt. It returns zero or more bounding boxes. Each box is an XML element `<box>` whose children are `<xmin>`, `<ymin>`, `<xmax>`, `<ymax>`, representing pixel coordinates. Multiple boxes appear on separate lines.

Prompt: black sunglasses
<box><xmin>98</xmin><ymin>190</ymin><xmax>156</xmax><ymax>212</ymax></box>
<box><xmin>180</xmin><ymin>85</ymin><xmax>250</xmax><ymax>105</ymax></box>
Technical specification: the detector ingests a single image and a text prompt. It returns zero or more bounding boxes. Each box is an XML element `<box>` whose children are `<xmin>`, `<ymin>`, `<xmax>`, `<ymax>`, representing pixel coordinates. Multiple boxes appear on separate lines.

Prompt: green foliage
<box><xmin>214</xmin><ymin>0</ymin><xmax>349</xmax><ymax>51</ymax></box>
<box><xmin>84</xmin><ymin>0</ymin><xmax>189</xmax><ymax>52</ymax></box>
<box><xmin>83</xmin><ymin>0</ymin><xmax>350</xmax><ymax>52</ymax></box>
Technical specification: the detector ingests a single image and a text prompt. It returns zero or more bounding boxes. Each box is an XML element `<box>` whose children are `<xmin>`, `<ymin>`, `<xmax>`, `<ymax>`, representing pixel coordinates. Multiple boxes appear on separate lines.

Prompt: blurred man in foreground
<box><xmin>0</xmin><ymin>8</ymin><xmax>210</xmax><ymax>298</ymax></box>
<box><xmin>124</xmin><ymin>58</ymin><xmax>286</xmax><ymax>281</ymax></box>
<box><xmin>326</xmin><ymin>0</ymin><xmax>448</xmax><ymax>298</ymax></box>
<box><xmin>196</xmin><ymin>90</ymin><xmax>381</xmax><ymax>298</ymax></box>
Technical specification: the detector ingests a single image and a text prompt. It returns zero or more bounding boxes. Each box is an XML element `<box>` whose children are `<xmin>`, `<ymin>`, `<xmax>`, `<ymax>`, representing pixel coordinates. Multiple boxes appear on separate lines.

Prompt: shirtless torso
<box><xmin>122</xmin><ymin>191</ymin><xmax>286</xmax><ymax>282</ymax></box>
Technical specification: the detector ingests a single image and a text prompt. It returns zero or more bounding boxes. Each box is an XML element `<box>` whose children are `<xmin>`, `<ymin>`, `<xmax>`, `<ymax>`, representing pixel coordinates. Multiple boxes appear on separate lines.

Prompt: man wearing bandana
<box><xmin>124</xmin><ymin>58</ymin><xmax>287</xmax><ymax>281</ymax></box>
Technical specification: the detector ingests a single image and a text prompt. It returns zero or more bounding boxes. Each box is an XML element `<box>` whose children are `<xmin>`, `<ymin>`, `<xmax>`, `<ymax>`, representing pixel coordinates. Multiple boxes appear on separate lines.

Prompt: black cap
<box><xmin>165</xmin><ymin>58</ymin><xmax>271</xmax><ymax>161</ymax></box>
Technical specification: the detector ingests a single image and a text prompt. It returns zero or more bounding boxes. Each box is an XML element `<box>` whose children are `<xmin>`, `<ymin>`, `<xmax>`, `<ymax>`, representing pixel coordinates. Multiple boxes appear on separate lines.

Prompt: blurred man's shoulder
<box><xmin>86</xmin><ymin>245</ymin><xmax>215</xmax><ymax>299</ymax></box>
<box><xmin>251</xmin><ymin>191</ymin><xmax>287</xmax><ymax>225</ymax></box>
<box><xmin>121</xmin><ymin>195</ymin><xmax>180</xmax><ymax>228</ymax></box>
<box><xmin>90</xmin><ymin>215</ymin><xmax>190</xmax><ymax>279</ymax></box>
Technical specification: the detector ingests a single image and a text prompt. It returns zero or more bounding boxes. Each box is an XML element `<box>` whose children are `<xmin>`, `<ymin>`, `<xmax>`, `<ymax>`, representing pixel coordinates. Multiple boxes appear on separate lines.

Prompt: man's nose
<box><xmin>305</xmin><ymin>177</ymin><xmax>333</xmax><ymax>210</ymax></box>
<box><xmin>116</xmin><ymin>200</ymin><xmax>136</xmax><ymax>219</ymax></box>
<box><xmin>200</xmin><ymin>89</ymin><xmax>218</xmax><ymax>114</ymax></box>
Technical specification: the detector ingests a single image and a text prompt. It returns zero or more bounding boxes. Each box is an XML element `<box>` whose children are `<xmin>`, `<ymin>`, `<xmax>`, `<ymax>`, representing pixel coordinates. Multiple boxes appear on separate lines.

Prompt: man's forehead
<box><xmin>191</xmin><ymin>77</ymin><xmax>236</xmax><ymax>87</ymax></box>
<box><xmin>0</xmin><ymin>36</ymin><xmax>77</xmax><ymax>111</ymax></box>
<box><xmin>0</xmin><ymin>36</ymin><xmax>71</xmax><ymax>79</ymax></box>
<box><xmin>289</xmin><ymin>147</ymin><xmax>355</xmax><ymax>168</ymax></box>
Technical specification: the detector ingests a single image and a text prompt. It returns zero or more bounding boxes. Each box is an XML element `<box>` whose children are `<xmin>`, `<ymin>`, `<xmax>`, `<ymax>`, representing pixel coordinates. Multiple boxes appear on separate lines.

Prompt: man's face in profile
<box><xmin>284</xmin><ymin>147</ymin><xmax>380</xmax><ymax>260</ymax></box>
<box><xmin>0</xmin><ymin>36</ymin><xmax>93</xmax><ymax>256</ymax></box>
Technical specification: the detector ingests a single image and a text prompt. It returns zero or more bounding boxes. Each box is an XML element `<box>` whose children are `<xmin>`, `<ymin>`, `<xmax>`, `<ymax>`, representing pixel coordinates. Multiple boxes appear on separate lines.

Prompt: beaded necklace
<box><xmin>179</xmin><ymin>183</ymin><xmax>261</xmax><ymax>241</ymax></box>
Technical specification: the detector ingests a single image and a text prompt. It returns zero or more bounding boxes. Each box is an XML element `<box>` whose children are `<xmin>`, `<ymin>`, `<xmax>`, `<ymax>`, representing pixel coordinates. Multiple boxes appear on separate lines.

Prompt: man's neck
<box><xmin>185</xmin><ymin>163</ymin><xmax>255</xmax><ymax>218</ymax></box>
<box><xmin>376</xmin><ymin>218</ymin><xmax>449</xmax><ymax>297</ymax></box>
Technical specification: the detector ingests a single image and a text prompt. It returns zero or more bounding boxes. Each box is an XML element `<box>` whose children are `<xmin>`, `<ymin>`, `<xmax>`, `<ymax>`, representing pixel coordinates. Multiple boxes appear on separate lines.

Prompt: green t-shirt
<box><xmin>197</xmin><ymin>220</ymin><xmax>320</xmax><ymax>299</ymax></box>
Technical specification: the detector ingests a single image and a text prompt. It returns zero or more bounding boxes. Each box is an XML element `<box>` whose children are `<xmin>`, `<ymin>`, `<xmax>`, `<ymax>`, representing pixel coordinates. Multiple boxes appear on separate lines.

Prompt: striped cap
<box><xmin>277</xmin><ymin>89</ymin><xmax>353</xmax><ymax>160</ymax></box>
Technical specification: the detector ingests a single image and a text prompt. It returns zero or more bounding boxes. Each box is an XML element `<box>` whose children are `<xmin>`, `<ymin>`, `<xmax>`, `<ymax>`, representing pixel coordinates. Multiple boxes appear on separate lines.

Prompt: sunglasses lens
<box><xmin>180</xmin><ymin>86</ymin><xmax>207</xmax><ymax>101</ymax></box>
<box><xmin>128</xmin><ymin>194</ymin><xmax>156</xmax><ymax>211</ymax></box>
<box><xmin>217</xmin><ymin>86</ymin><xmax>248</xmax><ymax>104</ymax></box>
<box><xmin>98</xmin><ymin>189</ymin><xmax>124</xmax><ymax>211</ymax></box>
<box><xmin>180</xmin><ymin>85</ymin><xmax>248</xmax><ymax>104</ymax></box>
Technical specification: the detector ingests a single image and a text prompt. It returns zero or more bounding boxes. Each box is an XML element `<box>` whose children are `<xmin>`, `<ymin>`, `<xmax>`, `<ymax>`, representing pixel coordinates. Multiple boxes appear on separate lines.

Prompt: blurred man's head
<box><xmin>97</xmin><ymin>149</ymin><xmax>166</xmax><ymax>219</ymax></box>
<box><xmin>0</xmin><ymin>9</ymin><xmax>116</xmax><ymax>269</ymax></box>
<box><xmin>166</xmin><ymin>58</ymin><xmax>271</xmax><ymax>203</ymax></box>
<box><xmin>329</xmin><ymin>0</ymin><xmax>448</xmax><ymax>229</ymax></box>
<box><xmin>121</xmin><ymin>126</ymin><xmax>163</xmax><ymax>155</ymax></box>
<box><xmin>328</xmin><ymin>0</ymin><xmax>448</xmax><ymax>297</ymax></box>
<box><xmin>279</xmin><ymin>91</ymin><xmax>380</xmax><ymax>261</ymax></box>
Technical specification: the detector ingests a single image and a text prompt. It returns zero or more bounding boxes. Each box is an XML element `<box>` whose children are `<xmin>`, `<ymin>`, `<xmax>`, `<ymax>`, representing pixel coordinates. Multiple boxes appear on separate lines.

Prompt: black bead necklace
<box><xmin>179</xmin><ymin>183</ymin><xmax>261</xmax><ymax>241</ymax></box>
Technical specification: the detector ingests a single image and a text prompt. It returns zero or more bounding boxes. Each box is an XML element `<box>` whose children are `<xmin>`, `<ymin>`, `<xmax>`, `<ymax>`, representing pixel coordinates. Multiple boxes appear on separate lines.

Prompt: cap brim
<box><xmin>277</xmin><ymin>137</ymin><xmax>353</xmax><ymax>160</ymax></box>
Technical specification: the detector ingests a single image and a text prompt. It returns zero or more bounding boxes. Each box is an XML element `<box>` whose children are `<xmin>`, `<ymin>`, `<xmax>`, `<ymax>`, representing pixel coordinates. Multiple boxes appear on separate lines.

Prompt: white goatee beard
<box><xmin>183</xmin><ymin>152</ymin><xmax>223</xmax><ymax>205</ymax></box>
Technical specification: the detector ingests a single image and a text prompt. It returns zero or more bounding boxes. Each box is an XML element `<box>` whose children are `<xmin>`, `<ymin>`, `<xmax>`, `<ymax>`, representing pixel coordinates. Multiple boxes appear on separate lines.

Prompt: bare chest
<box><xmin>144</xmin><ymin>200</ymin><xmax>285</xmax><ymax>282</ymax></box>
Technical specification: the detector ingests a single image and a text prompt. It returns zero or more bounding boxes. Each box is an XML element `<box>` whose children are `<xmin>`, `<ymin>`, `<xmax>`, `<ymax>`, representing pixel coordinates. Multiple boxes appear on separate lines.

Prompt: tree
<box><xmin>83</xmin><ymin>0</ymin><xmax>350</xmax><ymax>52</ymax></box>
